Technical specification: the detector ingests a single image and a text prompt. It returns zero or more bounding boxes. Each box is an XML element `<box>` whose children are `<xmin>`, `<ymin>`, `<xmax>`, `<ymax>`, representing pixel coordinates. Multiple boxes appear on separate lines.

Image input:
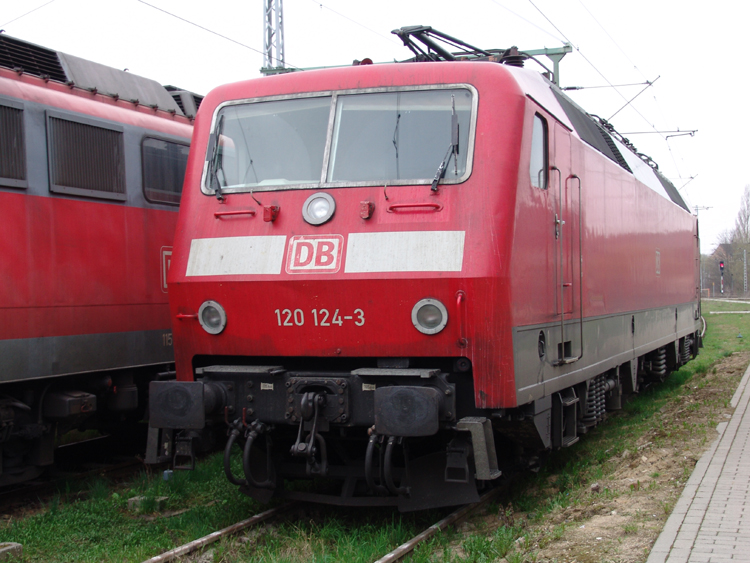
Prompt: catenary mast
<box><xmin>263</xmin><ymin>0</ymin><xmax>285</xmax><ymax>72</ymax></box>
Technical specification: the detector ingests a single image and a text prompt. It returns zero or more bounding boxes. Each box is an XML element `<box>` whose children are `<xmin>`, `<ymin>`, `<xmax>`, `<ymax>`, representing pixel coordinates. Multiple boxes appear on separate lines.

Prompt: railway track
<box><xmin>139</xmin><ymin>486</ymin><xmax>506</xmax><ymax>563</ymax></box>
<box><xmin>373</xmin><ymin>487</ymin><xmax>503</xmax><ymax>563</ymax></box>
<box><xmin>0</xmin><ymin>435</ymin><xmax>152</xmax><ymax>514</ymax></box>
<box><xmin>140</xmin><ymin>503</ymin><xmax>296</xmax><ymax>563</ymax></box>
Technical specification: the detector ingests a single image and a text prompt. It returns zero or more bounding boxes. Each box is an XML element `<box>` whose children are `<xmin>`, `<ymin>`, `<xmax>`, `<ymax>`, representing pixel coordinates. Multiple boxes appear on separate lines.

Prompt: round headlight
<box><xmin>302</xmin><ymin>192</ymin><xmax>335</xmax><ymax>225</ymax></box>
<box><xmin>411</xmin><ymin>298</ymin><xmax>448</xmax><ymax>335</ymax></box>
<box><xmin>198</xmin><ymin>301</ymin><xmax>227</xmax><ymax>335</ymax></box>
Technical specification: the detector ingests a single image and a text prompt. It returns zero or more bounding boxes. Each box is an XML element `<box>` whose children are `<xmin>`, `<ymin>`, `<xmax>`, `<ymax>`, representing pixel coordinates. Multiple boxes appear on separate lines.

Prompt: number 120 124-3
<box><xmin>274</xmin><ymin>308</ymin><xmax>365</xmax><ymax>327</ymax></box>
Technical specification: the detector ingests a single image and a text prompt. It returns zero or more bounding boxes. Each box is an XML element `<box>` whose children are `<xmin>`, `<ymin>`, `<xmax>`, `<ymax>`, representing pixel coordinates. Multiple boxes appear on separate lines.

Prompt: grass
<box><xmin>2</xmin><ymin>298</ymin><xmax>749</xmax><ymax>562</ymax></box>
<box><xmin>0</xmin><ymin>453</ymin><xmax>446</xmax><ymax>562</ymax></box>
<box><xmin>210</xmin><ymin>510</ymin><xmax>449</xmax><ymax>563</ymax></box>
<box><xmin>0</xmin><ymin>453</ymin><xmax>265</xmax><ymax>562</ymax></box>
<box><xmin>447</xmin><ymin>298</ymin><xmax>750</xmax><ymax>561</ymax></box>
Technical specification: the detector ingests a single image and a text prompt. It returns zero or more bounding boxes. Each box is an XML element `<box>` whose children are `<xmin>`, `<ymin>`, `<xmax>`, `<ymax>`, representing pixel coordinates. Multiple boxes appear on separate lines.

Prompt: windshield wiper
<box><xmin>430</xmin><ymin>94</ymin><xmax>459</xmax><ymax>192</ymax></box>
<box><xmin>208</xmin><ymin>114</ymin><xmax>225</xmax><ymax>200</ymax></box>
<box><xmin>392</xmin><ymin>111</ymin><xmax>401</xmax><ymax>179</ymax></box>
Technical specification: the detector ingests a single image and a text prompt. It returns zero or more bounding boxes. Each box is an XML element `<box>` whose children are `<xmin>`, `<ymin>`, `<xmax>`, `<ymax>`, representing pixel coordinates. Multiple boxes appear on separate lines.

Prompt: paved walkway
<box><xmin>648</xmin><ymin>363</ymin><xmax>750</xmax><ymax>563</ymax></box>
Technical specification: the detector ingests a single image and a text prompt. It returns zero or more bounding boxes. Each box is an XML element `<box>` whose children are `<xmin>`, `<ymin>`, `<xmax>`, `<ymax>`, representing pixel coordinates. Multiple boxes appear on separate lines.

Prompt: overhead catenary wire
<box><xmin>525</xmin><ymin>0</ymin><xmax>577</xmax><ymax>47</ymax></box>
<box><xmin>485</xmin><ymin>0</ymin><xmax>564</xmax><ymax>43</ymax></box>
<box><xmin>608</xmin><ymin>75</ymin><xmax>660</xmax><ymax>120</ymax></box>
<box><xmin>563</xmin><ymin>80</ymin><xmax>652</xmax><ymax>90</ymax></box>
<box><xmin>579</xmin><ymin>0</ymin><xmax>696</xmax><ymax>182</ymax></box>
<box><xmin>621</xmin><ymin>130</ymin><xmax>697</xmax><ymax>135</ymax></box>
<box><xmin>525</xmin><ymin>0</ymin><xmax>665</xmax><ymax>140</ymax></box>
<box><xmin>577</xmin><ymin>0</ymin><xmax>650</xmax><ymax>82</ymax></box>
<box><xmin>678</xmin><ymin>175</ymin><xmax>697</xmax><ymax>193</ymax></box>
<box><xmin>1</xmin><ymin>0</ymin><xmax>58</xmax><ymax>28</ymax></box>
<box><xmin>665</xmin><ymin>137</ymin><xmax>685</xmax><ymax>179</ymax></box>
<box><xmin>135</xmin><ymin>0</ymin><xmax>299</xmax><ymax>69</ymax></box>
<box><xmin>574</xmin><ymin>0</ymin><xmax>695</xmax><ymax>182</ymax></box>
<box><xmin>308</xmin><ymin>0</ymin><xmax>401</xmax><ymax>47</ymax></box>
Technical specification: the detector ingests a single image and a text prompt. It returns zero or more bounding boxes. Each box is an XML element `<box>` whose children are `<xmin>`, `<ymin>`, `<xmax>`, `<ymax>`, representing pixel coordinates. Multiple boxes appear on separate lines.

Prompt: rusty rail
<box><xmin>140</xmin><ymin>503</ymin><xmax>295</xmax><ymax>563</ymax></box>
<box><xmin>372</xmin><ymin>487</ymin><xmax>503</xmax><ymax>563</ymax></box>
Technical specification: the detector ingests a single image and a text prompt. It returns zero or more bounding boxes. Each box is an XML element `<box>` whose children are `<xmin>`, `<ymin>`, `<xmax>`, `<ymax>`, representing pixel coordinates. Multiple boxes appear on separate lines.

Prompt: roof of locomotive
<box><xmin>206</xmin><ymin>59</ymin><xmax>691</xmax><ymax>213</ymax></box>
<box><xmin>461</xmin><ymin>62</ymin><xmax>690</xmax><ymax>212</ymax></box>
<box><xmin>0</xmin><ymin>34</ymin><xmax>202</xmax><ymax>118</ymax></box>
<box><xmin>381</xmin><ymin>25</ymin><xmax>689</xmax><ymax>211</ymax></box>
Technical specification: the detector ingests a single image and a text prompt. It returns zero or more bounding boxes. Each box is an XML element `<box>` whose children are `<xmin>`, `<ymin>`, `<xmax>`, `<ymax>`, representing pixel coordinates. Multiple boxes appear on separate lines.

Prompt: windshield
<box><xmin>210</xmin><ymin>97</ymin><xmax>331</xmax><ymax>189</ymax></box>
<box><xmin>205</xmin><ymin>87</ymin><xmax>473</xmax><ymax>193</ymax></box>
<box><xmin>329</xmin><ymin>89</ymin><xmax>471</xmax><ymax>182</ymax></box>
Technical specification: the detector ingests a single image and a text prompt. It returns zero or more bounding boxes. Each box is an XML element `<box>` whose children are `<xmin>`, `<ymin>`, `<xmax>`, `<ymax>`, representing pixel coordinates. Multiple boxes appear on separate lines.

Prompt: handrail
<box><xmin>554</xmin><ymin>172</ymin><xmax>583</xmax><ymax>366</ymax></box>
<box><xmin>456</xmin><ymin>290</ymin><xmax>467</xmax><ymax>347</ymax></box>
<box><xmin>550</xmin><ymin>165</ymin><xmax>565</xmax><ymax>362</ymax></box>
<box><xmin>386</xmin><ymin>202</ymin><xmax>443</xmax><ymax>213</ymax></box>
<box><xmin>214</xmin><ymin>209</ymin><xmax>256</xmax><ymax>217</ymax></box>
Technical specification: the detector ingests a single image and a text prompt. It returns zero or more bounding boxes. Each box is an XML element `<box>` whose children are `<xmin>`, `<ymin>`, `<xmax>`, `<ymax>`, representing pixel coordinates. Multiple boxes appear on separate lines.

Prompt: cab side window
<box><xmin>530</xmin><ymin>113</ymin><xmax>548</xmax><ymax>189</ymax></box>
<box><xmin>142</xmin><ymin>137</ymin><xmax>190</xmax><ymax>205</ymax></box>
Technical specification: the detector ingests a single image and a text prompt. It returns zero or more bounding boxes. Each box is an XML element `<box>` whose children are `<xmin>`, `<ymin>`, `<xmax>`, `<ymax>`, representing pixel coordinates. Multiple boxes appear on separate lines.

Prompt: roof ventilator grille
<box><xmin>597</xmin><ymin>126</ymin><xmax>632</xmax><ymax>173</ymax></box>
<box><xmin>0</xmin><ymin>35</ymin><xmax>67</xmax><ymax>82</ymax></box>
<box><xmin>170</xmin><ymin>93</ymin><xmax>186</xmax><ymax>114</ymax></box>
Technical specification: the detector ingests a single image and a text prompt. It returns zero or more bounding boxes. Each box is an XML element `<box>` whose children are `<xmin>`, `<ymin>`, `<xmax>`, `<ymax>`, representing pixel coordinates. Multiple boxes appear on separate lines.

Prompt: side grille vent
<box><xmin>48</xmin><ymin>116</ymin><xmax>125</xmax><ymax>199</ymax></box>
<box><xmin>0</xmin><ymin>35</ymin><xmax>67</xmax><ymax>82</ymax></box>
<box><xmin>0</xmin><ymin>104</ymin><xmax>26</xmax><ymax>184</ymax></box>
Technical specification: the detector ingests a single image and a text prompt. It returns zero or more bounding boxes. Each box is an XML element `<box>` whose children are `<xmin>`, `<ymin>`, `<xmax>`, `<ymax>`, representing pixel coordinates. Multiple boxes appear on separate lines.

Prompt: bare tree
<box><xmin>717</xmin><ymin>229</ymin><xmax>735</xmax><ymax>245</ymax></box>
<box><xmin>734</xmin><ymin>185</ymin><xmax>750</xmax><ymax>244</ymax></box>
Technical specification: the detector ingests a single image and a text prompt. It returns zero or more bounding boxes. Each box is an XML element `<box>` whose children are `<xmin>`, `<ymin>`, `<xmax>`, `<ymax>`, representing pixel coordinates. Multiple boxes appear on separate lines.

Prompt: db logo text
<box><xmin>285</xmin><ymin>235</ymin><xmax>344</xmax><ymax>274</ymax></box>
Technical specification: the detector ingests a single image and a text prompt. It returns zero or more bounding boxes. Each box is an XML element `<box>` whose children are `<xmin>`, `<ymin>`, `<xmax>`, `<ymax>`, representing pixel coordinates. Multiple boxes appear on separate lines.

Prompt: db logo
<box><xmin>285</xmin><ymin>235</ymin><xmax>344</xmax><ymax>274</ymax></box>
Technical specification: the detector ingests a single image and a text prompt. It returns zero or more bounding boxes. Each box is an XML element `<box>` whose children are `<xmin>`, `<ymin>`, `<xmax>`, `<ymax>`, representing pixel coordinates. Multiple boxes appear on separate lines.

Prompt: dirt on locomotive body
<box><xmin>149</xmin><ymin>26</ymin><xmax>701</xmax><ymax>511</ymax></box>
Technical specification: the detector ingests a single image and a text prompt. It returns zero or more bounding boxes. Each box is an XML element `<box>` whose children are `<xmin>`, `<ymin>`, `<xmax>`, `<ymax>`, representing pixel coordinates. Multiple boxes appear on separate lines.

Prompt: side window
<box><xmin>0</xmin><ymin>100</ymin><xmax>27</xmax><ymax>188</ymax></box>
<box><xmin>47</xmin><ymin>111</ymin><xmax>125</xmax><ymax>200</ymax></box>
<box><xmin>142</xmin><ymin>137</ymin><xmax>190</xmax><ymax>205</ymax></box>
<box><xmin>530</xmin><ymin>113</ymin><xmax>548</xmax><ymax>189</ymax></box>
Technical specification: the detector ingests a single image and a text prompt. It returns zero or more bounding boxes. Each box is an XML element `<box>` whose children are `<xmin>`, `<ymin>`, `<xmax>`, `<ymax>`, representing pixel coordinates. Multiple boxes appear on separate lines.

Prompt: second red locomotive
<box><xmin>150</xmin><ymin>28</ymin><xmax>701</xmax><ymax>510</ymax></box>
<box><xmin>0</xmin><ymin>35</ymin><xmax>199</xmax><ymax>485</ymax></box>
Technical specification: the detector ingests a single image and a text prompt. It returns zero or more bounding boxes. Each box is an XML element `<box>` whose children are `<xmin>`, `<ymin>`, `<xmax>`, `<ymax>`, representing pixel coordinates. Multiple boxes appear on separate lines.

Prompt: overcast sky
<box><xmin>4</xmin><ymin>0</ymin><xmax>746</xmax><ymax>253</ymax></box>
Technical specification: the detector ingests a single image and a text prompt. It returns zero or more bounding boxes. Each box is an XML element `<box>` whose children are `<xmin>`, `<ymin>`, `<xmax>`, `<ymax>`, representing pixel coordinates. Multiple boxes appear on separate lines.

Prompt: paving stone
<box><xmin>649</xmin><ymin>363</ymin><xmax>750</xmax><ymax>563</ymax></box>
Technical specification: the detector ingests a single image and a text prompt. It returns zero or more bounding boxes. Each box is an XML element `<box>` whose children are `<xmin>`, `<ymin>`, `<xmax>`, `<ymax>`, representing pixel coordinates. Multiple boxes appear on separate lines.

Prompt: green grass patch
<box><xmin>0</xmin><ymin>452</ymin><xmax>447</xmax><ymax>562</ymax></box>
<box><xmin>0</xmin><ymin>453</ymin><xmax>265</xmax><ymax>562</ymax></box>
<box><xmin>211</xmin><ymin>508</ymin><xmax>449</xmax><ymax>563</ymax></box>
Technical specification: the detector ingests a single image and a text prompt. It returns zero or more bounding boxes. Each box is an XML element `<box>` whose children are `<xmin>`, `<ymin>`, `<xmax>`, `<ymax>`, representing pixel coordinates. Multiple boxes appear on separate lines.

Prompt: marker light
<box><xmin>198</xmin><ymin>301</ymin><xmax>227</xmax><ymax>335</ymax></box>
<box><xmin>302</xmin><ymin>192</ymin><xmax>336</xmax><ymax>225</ymax></box>
<box><xmin>412</xmin><ymin>298</ymin><xmax>448</xmax><ymax>335</ymax></box>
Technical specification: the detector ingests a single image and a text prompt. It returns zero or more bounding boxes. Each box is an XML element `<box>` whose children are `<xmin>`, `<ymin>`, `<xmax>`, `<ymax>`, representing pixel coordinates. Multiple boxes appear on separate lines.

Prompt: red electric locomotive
<box><xmin>0</xmin><ymin>35</ymin><xmax>199</xmax><ymax>485</ymax></box>
<box><xmin>150</xmin><ymin>28</ymin><xmax>700</xmax><ymax>511</ymax></box>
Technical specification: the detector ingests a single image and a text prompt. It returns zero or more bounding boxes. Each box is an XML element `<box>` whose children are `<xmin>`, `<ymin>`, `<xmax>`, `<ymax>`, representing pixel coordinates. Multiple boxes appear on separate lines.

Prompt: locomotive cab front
<box><xmin>149</xmin><ymin>53</ymin><xmax>701</xmax><ymax>511</ymax></box>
